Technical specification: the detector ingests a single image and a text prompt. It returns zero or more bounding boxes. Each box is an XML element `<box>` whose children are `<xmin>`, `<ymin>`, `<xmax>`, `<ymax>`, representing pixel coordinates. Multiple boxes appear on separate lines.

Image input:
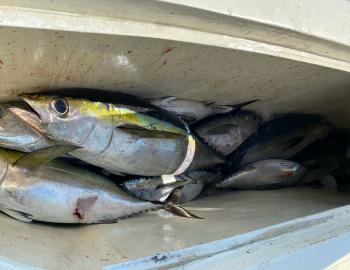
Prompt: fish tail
<box><xmin>163</xmin><ymin>202</ymin><xmax>204</xmax><ymax>219</ymax></box>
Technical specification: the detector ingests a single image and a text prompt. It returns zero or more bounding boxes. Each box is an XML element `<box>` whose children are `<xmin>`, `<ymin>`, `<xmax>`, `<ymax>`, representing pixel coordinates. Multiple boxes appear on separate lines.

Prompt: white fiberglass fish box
<box><xmin>0</xmin><ymin>0</ymin><xmax>350</xmax><ymax>269</ymax></box>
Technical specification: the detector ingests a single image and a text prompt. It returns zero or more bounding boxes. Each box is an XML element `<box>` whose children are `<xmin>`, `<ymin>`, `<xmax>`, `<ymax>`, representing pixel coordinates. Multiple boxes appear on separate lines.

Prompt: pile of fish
<box><xmin>0</xmin><ymin>88</ymin><xmax>346</xmax><ymax>225</ymax></box>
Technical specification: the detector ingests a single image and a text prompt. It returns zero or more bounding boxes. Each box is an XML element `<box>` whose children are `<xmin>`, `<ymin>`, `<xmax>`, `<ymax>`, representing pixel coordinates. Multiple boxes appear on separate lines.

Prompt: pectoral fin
<box><xmin>1</xmin><ymin>208</ymin><xmax>33</xmax><ymax>222</ymax></box>
<box><xmin>156</xmin><ymin>96</ymin><xmax>177</xmax><ymax>107</ymax></box>
<box><xmin>115</xmin><ymin>123</ymin><xmax>148</xmax><ymax>130</ymax></box>
<box><xmin>14</xmin><ymin>145</ymin><xmax>79</xmax><ymax>171</ymax></box>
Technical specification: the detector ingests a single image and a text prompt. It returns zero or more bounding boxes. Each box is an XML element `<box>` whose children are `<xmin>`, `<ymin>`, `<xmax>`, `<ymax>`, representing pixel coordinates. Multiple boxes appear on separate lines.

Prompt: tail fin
<box><xmin>163</xmin><ymin>203</ymin><xmax>203</xmax><ymax>219</ymax></box>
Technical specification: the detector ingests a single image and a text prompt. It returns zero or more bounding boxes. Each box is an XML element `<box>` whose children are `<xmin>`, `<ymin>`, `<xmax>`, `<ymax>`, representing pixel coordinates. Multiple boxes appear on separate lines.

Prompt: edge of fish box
<box><xmin>104</xmin><ymin>205</ymin><xmax>350</xmax><ymax>270</ymax></box>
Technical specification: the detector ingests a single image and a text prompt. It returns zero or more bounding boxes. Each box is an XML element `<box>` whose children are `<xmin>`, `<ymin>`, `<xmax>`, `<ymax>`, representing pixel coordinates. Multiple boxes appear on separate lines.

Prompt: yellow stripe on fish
<box><xmin>77</xmin><ymin>99</ymin><xmax>188</xmax><ymax>135</ymax></box>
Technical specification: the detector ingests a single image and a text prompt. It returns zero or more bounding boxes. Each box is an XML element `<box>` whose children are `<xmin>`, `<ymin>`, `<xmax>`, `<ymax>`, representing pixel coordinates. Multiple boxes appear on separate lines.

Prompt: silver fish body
<box><xmin>122</xmin><ymin>170</ymin><xmax>218</xmax><ymax>202</ymax></box>
<box><xmin>150</xmin><ymin>97</ymin><xmax>234</xmax><ymax>123</ymax></box>
<box><xmin>11</xmin><ymin>95</ymin><xmax>224</xmax><ymax>176</ymax></box>
<box><xmin>171</xmin><ymin>170</ymin><xmax>218</xmax><ymax>203</ymax></box>
<box><xmin>172</xmin><ymin>182</ymin><xmax>205</xmax><ymax>203</ymax></box>
<box><xmin>227</xmin><ymin>114</ymin><xmax>331</xmax><ymax>169</ymax></box>
<box><xmin>217</xmin><ymin>159</ymin><xmax>306</xmax><ymax>189</ymax></box>
<box><xmin>0</xmin><ymin>149</ymin><xmax>157</xmax><ymax>224</ymax></box>
<box><xmin>69</xmin><ymin>128</ymin><xmax>189</xmax><ymax>176</ymax></box>
<box><xmin>121</xmin><ymin>176</ymin><xmax>182</xmax><ymax>202</ymax></box>
<box><xmin>0</xmin><ymin>103</ymin><xmax>52</xmax><ymax>152</ymax></box>
<box><xmin>69</xmin><ymin>129</ymin><xmax>223</xmax><ymax>176</ymax></box>
<box><xmin>193</xmin><ymin>110</ymin><xmax>261</xmax><ymax>156</ymax></box>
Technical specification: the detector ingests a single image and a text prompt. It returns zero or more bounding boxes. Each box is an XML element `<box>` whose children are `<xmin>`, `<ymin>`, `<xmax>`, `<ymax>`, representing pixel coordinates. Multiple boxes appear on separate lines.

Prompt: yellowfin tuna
<box><xmin>0</xmin><ymin>146</ymin><xmax>158</xmax><ymax>224</ymax></box>
<box><xmin>10</xmin><ymin>91</ymin><xmax>224</xmax><ymax>176</ymax></box>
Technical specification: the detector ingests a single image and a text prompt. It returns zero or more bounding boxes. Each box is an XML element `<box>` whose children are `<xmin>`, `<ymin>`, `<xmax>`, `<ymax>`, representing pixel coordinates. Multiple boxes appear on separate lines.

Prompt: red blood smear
<box><xmin>73</xmin><ymin>208</ymin><xmax>83</xmax><ymax>220</ymax></box>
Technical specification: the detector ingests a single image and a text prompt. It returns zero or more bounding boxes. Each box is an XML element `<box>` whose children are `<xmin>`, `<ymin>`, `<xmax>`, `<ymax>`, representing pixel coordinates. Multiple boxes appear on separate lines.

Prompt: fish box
<box><xmin>0</xmin><ymin>1</ymin><xmax>350</xmax><ymax>269</ymax></box>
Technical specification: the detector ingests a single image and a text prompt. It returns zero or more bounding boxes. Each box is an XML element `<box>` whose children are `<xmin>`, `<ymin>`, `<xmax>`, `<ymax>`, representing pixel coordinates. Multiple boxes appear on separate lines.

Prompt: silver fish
<box><xmin>227</xmin><ymin>114</ymin><xmax>331</xmax><ymax>169</ymax></box>
<box><xmin>171</xmin><ymin>182</ymin><xmax>204</xmax><ymax>203</ymax></box>
<box><xmin>150</xmin><ymin>97</ymin><xmax>258</xmax><ymax>123</ymax></box>
<box><xmin>0</xmin><ymin>103</ymin><xmax>52</xmax><ymax>152</ymax></box>
<box><xmin>0</xmin><ymin>146</ymin><xmax>157</xmax><ymax>224</ymax></box>
<box><xmin>10</xmin><ymin>95</ymin><xmax>224</xmax><ymax>176</ymax></box>
<box><xmin>171</xmin><ymin>181</ymin><xmax>205</xmax><ymax>203</ymax></box>
<box><xmin>170</xmin><ymin>170</ymin><xmax>219</xmax><ymax>203</ymax></box>
<box><xmin>193</xmin><ymin>110</ymin><xmax>261</xmax><ymax>156</ymax></box>
<box><xmin>217</xmin><ymin>159</ymin><xmax>306</xmax><ymax>189</ymax></box>
<box><xmin>123</xmin><ymin>170</ymin><xmax>218</xmax><ymax>202</ymax></box>
<box><xmin>121</xmin><ymin>176</ymin><xmax>189</xmax><ymax>202</ymax></box>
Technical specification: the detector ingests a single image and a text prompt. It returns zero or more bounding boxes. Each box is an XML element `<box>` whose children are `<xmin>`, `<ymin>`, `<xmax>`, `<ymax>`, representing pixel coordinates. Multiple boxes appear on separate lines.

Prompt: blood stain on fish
<box><xmin>282</xmin><ymin>171</ymin><xmax>294</xmax><ymax>177</ymax></box>
<box><xmin>73</xmin><ymin>208</ymin><xmax>83</xmax><ymax>220</ymax></box>
<box><xmin>73</xmin><ymin>195</ymin><xmax>98</xmax><ymax>220</ymax></box>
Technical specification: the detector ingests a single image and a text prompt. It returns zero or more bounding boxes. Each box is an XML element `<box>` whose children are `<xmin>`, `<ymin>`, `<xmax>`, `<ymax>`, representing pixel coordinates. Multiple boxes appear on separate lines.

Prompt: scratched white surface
<box><xmin>107</xmin><ymin>204</ymin><xmax>350</xmax><ymax>270</ymax></box>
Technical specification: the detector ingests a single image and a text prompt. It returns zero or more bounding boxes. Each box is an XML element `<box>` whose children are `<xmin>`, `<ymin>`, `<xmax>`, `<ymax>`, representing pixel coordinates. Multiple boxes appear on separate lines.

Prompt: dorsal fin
<box><xmin>231</xmin><ymin>99</ymin><xmax>259</xmax><ymax>110</ymax></box>
<box><xmin>14</xmin><ymin>145</ymin><xmax>79</xmax><ymax>171</ymax></box>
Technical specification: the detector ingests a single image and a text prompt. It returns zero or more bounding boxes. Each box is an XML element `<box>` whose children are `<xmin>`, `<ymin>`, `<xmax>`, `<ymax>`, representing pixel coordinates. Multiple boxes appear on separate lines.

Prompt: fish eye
<box><xmin>51</xmin><ymin>97</ymin><xmax>69</xmax><ymax>117</ymax></box>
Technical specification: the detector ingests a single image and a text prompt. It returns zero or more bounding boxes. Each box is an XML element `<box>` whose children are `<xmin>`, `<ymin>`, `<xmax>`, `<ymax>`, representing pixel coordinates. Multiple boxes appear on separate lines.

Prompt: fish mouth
<box><xmin>8</xmin><ymin>107</ymin><xmax>47</xmax><ymax>135</ymax></box>
<box><xmin>19</xmin><ymin>95</ymin><xmax>50</xmax><ymax>123</ymax></box>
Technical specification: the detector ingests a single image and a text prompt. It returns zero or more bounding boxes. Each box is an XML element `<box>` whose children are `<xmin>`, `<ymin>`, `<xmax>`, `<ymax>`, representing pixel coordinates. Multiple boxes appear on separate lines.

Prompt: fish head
<box><xmin>12</xmin><ymin>95</ymin><xmax>103</xmax><ymax>146</ymax></box>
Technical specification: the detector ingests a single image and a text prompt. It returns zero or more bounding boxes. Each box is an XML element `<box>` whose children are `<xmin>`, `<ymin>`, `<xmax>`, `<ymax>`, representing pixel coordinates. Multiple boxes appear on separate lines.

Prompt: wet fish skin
<box><xmin>192</xmin><ymin>110</ymin><xmax>262</xmax><ymax>156</ymax></box>
<box><xmin>171</xmin><ymin>182</ymin><xmax>204</xmax><ymax>203</ymax></box>
<box><xmin>69</xmin><ymin>128</ymin><xmax>191</xmax><ymax>176</ymax></box>
<box><xmin>121</xmin><ymin>176</ymin><xmax>187</xmax><ymax>202</ymax></box>
<box><xmin>150</xmin><ymin>97</ymin><xmax>258</xmax><ymax>123</ymax></box>
<box><xmin>122</xmin><ymin>170</ymin><xmax>218</xmax><ymax>202</ymax></box>
<box><xmin>0</xmin><ymin>103</ymin><xmax>52</xmax><ymax>152</ymax></box>
<box><xmin>0</xmin><ymin>148</ymin><xmax>157</xmax><ymax>224</ymax></box>
<box><xmin>121</xmin><ymin>176</ymin><xmax>167</xmax><ymax>201</ymax></box>
<box><xmin>170</xmin><ymin>170</ymin><xmax>220</xmax><ymax>203</ymax></box>
<box><xmin>27</xmin><ymin>89</ymin><xmax>188</xmax><ymax>131</ymax></box>
<box><xmin>217</xmin><ymin>159</ymin><xmax>306</xmax><ymax>189</ymax></box>
<box><xmin>227</xmin><ymin>113</ymin><xmax>332</xmax><ymax>170</ymax></box>
<box><xmin>20</xmin><ymin>94</ymin><xmax>188</xmax><ymax>138</ymax></box>
<box><xmin>11</xmin><ymin>95</ymin><xmax>224</xmax><ymax>176</ymax></box>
